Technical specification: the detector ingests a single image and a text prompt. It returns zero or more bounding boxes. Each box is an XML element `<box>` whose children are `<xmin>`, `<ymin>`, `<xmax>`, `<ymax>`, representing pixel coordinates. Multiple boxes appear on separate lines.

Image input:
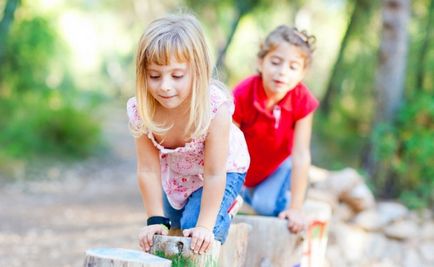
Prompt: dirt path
<box><xmin>0</xmin><ymin>103</ymin><xmax>146</xmax><ymax>267</ymax></box>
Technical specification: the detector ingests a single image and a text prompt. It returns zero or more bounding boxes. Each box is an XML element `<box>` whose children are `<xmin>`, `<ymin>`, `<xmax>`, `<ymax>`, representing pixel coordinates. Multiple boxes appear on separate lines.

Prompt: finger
<box><xmin>183</xmin><ymin>229</ymin><xmax>192</xmax><ymax>237</ymax></box>
<box><xmin>200</xmin><ymin>237</ymin><xmax>211</xmax><ymax>254</ymax></box>
<box><xmin>145</xmin><ymin>233</ymin><xmax>154</xmax><ymax>251</ymax></box>
<box><xmin>278</xmin><ymin>212</ymin><xmax>286</xmax><ymax>219</ymax></box>
<box><xmin>193</xmin><ymin>235</ymin><xmax>204</xmax><ymax>254</ymax></box>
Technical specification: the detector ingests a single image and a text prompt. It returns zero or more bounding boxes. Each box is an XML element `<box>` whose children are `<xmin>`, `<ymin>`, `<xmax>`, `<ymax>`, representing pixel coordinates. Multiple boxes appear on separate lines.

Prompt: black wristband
<box><xmin>147</xmin><ymin>216</ymin><xmax>171</xmax><ymax>229</ymax></box>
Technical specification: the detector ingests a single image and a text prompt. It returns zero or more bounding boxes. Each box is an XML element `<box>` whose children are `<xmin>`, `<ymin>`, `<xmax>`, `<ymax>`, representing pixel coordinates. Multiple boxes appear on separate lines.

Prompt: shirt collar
<box><xmin>253</xmin><ymin>75</ymin><xmax>294</xmax><ymax>114</ymax></box>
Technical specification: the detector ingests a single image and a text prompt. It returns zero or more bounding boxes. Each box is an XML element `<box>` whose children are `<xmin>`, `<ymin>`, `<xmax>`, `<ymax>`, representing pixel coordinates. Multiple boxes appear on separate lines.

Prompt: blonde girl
<box><xmin>127</xmin><ymin>13</ymin><xmax>249</xmax><ymax>255</ymax></box>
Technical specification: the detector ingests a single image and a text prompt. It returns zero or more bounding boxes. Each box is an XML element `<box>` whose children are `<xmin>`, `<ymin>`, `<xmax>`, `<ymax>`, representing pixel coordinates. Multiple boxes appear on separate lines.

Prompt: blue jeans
<box><xmin>241</xmin><ymin>157</ymin><xmax>292</xmax><ymax>216</ymax></box>
<box><xmin>163</xmin><ymin>172</ymin><xmax>246</xmax><ymax>244</ymax></box>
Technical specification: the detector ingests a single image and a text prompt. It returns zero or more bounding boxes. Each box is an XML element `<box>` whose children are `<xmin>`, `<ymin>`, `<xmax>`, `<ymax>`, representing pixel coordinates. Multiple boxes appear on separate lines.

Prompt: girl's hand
<box><xmin>138</xmin><ymin>224</ymin><xmax>169</xmax><ymax>252</ymax></box>
<box><xmin>278</xmin><ymin>208</ymin><xmax>306</xmax><ymax>234</ymax></box>
<box><xmin>183</xmin><ymin>226</ymin><xmax>214</xmax><ymax>254</ymax></box>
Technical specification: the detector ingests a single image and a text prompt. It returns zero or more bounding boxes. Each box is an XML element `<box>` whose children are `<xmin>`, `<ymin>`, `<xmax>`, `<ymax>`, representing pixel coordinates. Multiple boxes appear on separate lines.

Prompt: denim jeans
<box><xmin>241</xmin><ymin>157</ymin><xmax>292</xmax><ymax>216</ymax></box>
<box><xmin>163</xmin><ymin>172</ymin><xmax>246</xmax><ymax>244</ymax></box>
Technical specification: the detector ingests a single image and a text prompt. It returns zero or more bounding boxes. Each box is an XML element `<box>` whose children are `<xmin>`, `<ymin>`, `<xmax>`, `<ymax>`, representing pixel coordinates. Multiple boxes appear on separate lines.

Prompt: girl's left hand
<box><xmin>183</xmin><ymin>226</ymin><xmax>214</xmax><ymax>254</ymax></box>
<box><xmin>278</xmin><ymin>208</ymin><xmax>306</xmax><ymax>234</ymax></box>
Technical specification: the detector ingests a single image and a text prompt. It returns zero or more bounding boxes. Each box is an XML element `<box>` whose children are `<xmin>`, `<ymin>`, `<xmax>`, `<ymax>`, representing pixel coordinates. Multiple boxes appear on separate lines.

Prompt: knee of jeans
<box><xmin>252</xmin><ymin>196</ymin><xmax>277</xmax><ymax>216</ymax></box>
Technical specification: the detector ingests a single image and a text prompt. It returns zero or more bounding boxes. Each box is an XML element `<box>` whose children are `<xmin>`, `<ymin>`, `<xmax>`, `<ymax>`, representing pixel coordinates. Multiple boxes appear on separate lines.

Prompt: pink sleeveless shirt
<box><xmin>127</xmin><ymin>86</ymin><xmax>250</xmax><ymax>209</ymax></box>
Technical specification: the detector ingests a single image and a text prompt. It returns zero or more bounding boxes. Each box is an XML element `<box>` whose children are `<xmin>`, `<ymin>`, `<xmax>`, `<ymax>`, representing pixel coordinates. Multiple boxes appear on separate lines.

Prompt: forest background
<box><xmin>0</xmin><ymin>0</ymin><xmax>432</xmax><ymax>210</ymax></box>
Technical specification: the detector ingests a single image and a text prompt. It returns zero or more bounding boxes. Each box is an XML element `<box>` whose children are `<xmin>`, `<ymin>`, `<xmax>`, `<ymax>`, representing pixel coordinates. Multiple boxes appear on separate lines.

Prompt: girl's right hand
<box><xmin>138</xmin><ymin>224</ymin><xmax>169</xmax><ymax>252</ymax></box>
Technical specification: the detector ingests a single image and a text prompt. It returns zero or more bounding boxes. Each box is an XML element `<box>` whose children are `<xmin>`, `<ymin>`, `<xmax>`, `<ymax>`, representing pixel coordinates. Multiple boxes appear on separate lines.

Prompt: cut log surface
<box><xmin>83</xmin><ymin>247</ymin><xmax>171</xmax><ymax>267</ymax></box>
<box><xmin>150</xmin><ymin>235</ymin><xmax>221</xmax><ymax>267</ymax></box>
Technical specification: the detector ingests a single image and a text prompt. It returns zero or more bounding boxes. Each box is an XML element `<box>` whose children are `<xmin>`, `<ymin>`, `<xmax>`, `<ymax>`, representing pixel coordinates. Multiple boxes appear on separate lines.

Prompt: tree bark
<box><xmin>218</xmin><ymin>223</ymin><xmax>251</xmax><ymax>267</ymax></box>
<box><xmin>233</xmin><ymin>200</ymin><xmax>331</xmax><ymax>267</ymax></box>
<box><xmin>364</xmin><ymin>0</ymin><xmax>410</xmax><ymax>177</ymax></box>
<box><xmin>150</xmin><ymin>235</ymin><xmax>221</xmax><ymax>267</ymax></box>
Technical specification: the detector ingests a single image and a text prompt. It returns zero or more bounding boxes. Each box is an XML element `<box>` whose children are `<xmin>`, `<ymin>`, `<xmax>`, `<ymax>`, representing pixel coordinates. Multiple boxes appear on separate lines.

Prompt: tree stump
<box><xmin>218</xmin><ymin>223</ymin><xmax>251</xmax><ymax>267</ymax></box>
<box><xmin>149</xmin><ymin>235</ymin><xmax>221</xmax><ymax>267</ymax></box>
<box><xmin>233</xmin><ymin>215</ymin><xmax>304</xmax><ymax>267</ymax></box>
<box><xmin>83</xmin><ymin>247</ymin><xmax>171</xmax><ymax>267</ymax></box>
<box><xmin>233</xmin><ymin>200</ymin><xmax>332</xmax><ymax>267</ymax></box>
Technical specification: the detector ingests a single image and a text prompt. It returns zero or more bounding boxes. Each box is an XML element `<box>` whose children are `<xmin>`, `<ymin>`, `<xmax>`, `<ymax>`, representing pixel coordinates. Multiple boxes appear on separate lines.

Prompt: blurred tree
<box><xmin>186</xmin><ymin>0</ymin><xmax>305</xmax><ymax>75</ymax></box>
<box><xmin>0</xmin><ymin>0</ymin><xmax>20</xmax><ymax>70</ymax></box>
<box><xmin>365</xmin><ymin>0</ymin><xmax>410</xmax><ymax>195</ymax></box>
<box><xmin>321</xmin><ymin>0</ymin><xmax>375</xmax><ymax>115</ymax></box>
<box><xmin>415</xmin><ymin>0</ymin><xmax>433</xmax><ymax>90</ymax></box>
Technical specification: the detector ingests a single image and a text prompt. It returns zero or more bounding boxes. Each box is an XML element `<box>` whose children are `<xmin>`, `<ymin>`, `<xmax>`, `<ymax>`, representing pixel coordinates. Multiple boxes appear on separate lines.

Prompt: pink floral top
<box><xmin>127</xmin><ymin>86</ymin><xmax>250</xmax><ymax>209</ymax></box>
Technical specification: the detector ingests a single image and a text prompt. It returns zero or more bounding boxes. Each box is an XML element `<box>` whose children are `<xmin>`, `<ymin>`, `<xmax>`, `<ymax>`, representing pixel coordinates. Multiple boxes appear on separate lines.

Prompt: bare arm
<box><xmin>198</xmin><ymin>105</ymin><xmax>231</xmax><ymax>229</ymax></box>
<box><xmin>135</xmin><ymin>135</ymin><xmax>168</xmax><ymax>252</ymax></box>
<box><xmin>135</xmin><ymin>135</ymin><xmax>164</xmax><ymax>217</ymax></box>
<box><xmin>289</xmin><ymin>113</ymin><xmax>313</xmax><ymax>210</ymax></box>
<box><xmin>183</xmin><ymin>104</ymin><xmax>231</xmax><ymax>254</ymax></box>
<box><xmin>278</xmin><ymin>113</ymin><xmax>314</xmax><ymax>233</ymax></box>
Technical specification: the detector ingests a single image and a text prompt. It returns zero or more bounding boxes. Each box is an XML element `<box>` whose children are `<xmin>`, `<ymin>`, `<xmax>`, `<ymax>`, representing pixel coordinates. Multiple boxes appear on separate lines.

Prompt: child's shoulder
<box><xmin>233</xmin><ymin>75</ymin><xmax>260</xmax><ymax>97</ymax></box>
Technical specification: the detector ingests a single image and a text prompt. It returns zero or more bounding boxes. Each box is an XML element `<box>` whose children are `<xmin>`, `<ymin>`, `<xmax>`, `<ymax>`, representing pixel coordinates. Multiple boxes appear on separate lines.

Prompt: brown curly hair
<box><xmin>257</xmin><ymin>25</ymin><xmax>316</xmax><ymax>68</ymax></box>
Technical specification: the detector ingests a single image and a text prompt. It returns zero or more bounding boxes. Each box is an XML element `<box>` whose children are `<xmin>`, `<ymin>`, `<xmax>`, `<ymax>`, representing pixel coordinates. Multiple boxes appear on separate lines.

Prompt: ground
<box><xmin>0</xmin><ymin>103</ymin><xmax>146</xmax><ymax>267</ymax></box>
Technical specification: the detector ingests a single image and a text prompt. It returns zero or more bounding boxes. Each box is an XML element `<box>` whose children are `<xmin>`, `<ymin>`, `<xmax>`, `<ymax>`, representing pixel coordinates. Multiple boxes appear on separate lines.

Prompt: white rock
<box><xmin>419</xmin><ymin>241</ymin><xmax>434</xmax><ymax>263</ymax></box>
<box><xmin>308</xmin><ymin>165</ymin><xmax>330</xmax><ymax>184</ymax></box>
<box><xmin>354</xmin><ymin>209</ymin><xmax>388</xmax><ymax>231</ymax></box>
<box><xmin>334</xmin><ymin>204</ymin><xmax>355</xmax><ymax>222</ymax></box>
<box><xmin>377</xmin><ymin>201</ymin><xmax>409</xmax><ymax>223</ymax></box>
<box><xmin>403</xmin><ymin>247</ymin><xmax>424</xmax><ymax>267</ymax></box>
<box><xmin>420</xmin><ymin>222</ymin><xmax>434</xmax><ymax>240</ymax></box>
<box><xmin>384</xmin><ymin>220</ymin><xmax>419</xmax><ymax>240</ymax></box>
<box><xmin>341</xmin><ymin>183</ymin><xmax>376</xmax><ymax>212</ymax></box>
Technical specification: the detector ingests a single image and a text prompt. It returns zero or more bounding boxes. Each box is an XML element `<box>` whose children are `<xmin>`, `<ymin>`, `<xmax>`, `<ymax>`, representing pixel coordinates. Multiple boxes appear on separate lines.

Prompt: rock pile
<box><xmin>308</xmin><ymin>166</ymin><xmax>433</xmax><ymax>267</ymax></box>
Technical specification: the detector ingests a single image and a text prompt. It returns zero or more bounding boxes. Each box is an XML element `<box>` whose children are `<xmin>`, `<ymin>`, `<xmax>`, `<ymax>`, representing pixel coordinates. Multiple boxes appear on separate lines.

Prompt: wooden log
<box><xmin>233</xmin><ymin>200</ymin><xmax>332</xmax><ymax>267</ymax></box>
<box><xmin>233</xmin><ymin>215</ymin><xmax>304</xmax><ymax>267</ymax></box>
<box><xmin>150</xmin><ymin>235</ymin><xmax>221</xmax><ymax>267</ymax></box>
<box><xmin>218</xmin><ymin>223</ymin><xmax>251</xmax><ymax>267</ymax></box>
<box><xmin>83</xmin><ymin>247</ymin><xmax>171</xmax><ymax>267</ymax></box>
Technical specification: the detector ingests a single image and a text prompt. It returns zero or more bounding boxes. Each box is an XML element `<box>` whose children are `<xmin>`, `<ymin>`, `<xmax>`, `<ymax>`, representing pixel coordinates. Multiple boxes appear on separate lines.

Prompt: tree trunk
<box><xmin>364</xmin><ymin>0</ymin><xmax>410</xmax><ymax>177</ymax></box>
<box><xmin>0</xmin><ymin>0</ymin><xmax>20</xmax><ymax>64</ymax></box>
<box><xmin>415</xmin><ymin>0</ymin><xmax>433</xmax><ymax>90</ymax></box>
<box><xmin>83</xmin><ymin>248</ymin><xmax>171</xmax><ymax>267</ymax></box>
<box><xmin>214</xmin><ymin>12</ymin><xmax>243</xmax><ymax>72</ymax></box>
<box><xmin>374</xmin><ymin>0</ymin><xmax>410</xmax><ymax>123</ymax></box>
<box><xmin>320</xmin><ymin>0</ymin><xmax>358</xmax><ymax>115</ymax></box>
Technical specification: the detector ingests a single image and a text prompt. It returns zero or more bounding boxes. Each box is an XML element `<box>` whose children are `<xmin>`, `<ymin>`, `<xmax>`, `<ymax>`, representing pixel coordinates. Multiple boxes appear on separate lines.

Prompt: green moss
<box><xmin>153</xmin><ymin>250</ymin><xmax>218</xmax><ymax>267</ymax></box>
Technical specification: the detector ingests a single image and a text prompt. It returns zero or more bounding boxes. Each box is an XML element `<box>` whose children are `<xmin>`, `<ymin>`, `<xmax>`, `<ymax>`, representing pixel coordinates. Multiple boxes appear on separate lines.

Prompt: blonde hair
<box><xmin>134</xmin><ymin>13</ymin><xmax>213</xmax><ymax>139</ymax></box>
<box><xmin>258</xmin><ymin>25</ymin><xmax>316</xmax><ymax>68</ymax></box>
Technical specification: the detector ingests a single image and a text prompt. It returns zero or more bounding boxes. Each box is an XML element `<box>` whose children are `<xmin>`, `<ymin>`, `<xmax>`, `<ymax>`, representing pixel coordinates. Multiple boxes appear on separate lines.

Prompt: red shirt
<box><xmin>233</xmin><ymin>75</ymin><xmax>319</xmax><ymax>187</ymax></box>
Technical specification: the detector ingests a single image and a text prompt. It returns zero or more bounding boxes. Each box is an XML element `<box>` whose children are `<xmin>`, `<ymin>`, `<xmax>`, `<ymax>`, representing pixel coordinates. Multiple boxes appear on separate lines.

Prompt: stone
<box><xmin>384</xmin><ymin>220</ymin><xmax>419</xmax><ymax>240</ymax></box>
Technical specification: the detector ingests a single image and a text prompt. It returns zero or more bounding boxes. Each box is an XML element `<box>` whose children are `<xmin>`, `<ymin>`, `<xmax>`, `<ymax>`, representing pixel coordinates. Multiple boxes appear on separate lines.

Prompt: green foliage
<box><xmin>371</xmin><ymin>91</ymin><xmax>434</xmax><ymax>208</ymax></box>
<box><xmin>0</xmin><ymin>94</ymin><xmax>101</xmax><ymax>159</ymax></box>
<box><xmin>0</xmin><ymin>12</ymin><xmax>103</xmax><ymax>164</ymax></box>
<box><xmin>1</xmin><ymin>16</ymin><xmax>58</xmax><ymax>93</ymax></box>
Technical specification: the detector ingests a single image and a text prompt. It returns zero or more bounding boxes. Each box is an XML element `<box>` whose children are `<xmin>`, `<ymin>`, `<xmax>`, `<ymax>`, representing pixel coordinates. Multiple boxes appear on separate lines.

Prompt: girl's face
<box><xmin>146</xmin><ymin>55</ymin><xmax>193</xmax><ymax>111</ymax></box>
<box><xmin>258</xmin><ymin>42</ymin><xmax>307</xmax><ymax>100</ymax></box>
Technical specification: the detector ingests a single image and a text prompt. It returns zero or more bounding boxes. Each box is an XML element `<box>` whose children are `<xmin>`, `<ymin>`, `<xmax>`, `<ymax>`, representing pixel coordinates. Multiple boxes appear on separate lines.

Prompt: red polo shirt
<box><xmin>233</xmin><ymin>75</ymin><xmax>319</xmax><ymax>187</ymax></box>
